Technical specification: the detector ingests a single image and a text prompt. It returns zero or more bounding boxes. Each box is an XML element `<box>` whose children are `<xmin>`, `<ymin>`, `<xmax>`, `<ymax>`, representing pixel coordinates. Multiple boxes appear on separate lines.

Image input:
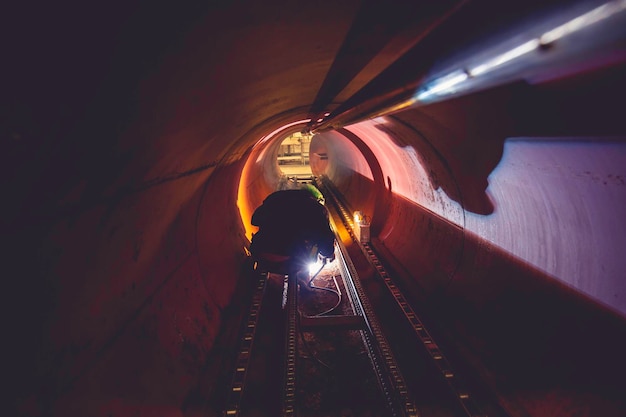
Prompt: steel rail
<box><xmin>283</xmin><ymin>273</ymin><xmax>298</xmax><ymax>416</ymax></box>
<box><xmin>331</xmin><ymin>210</ymin><xmax>418</xmax><ymax>417</ymax></box>
<box><xmin>223</xmin><ymin>272</ymin><xmax>268</xmax><ymax>416</ymax></box>
<box><xmin>319</xmin><ymin>176</ymin><xmax>488</xmax><ymax>417</ymax></box>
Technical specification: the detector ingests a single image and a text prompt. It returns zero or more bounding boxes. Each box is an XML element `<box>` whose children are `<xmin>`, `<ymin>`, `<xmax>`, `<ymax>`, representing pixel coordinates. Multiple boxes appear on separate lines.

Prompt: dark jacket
<box><xmin>250</xmin><ymin>189</ymin><xmax>335</xmax><ymax>260</ymax></box>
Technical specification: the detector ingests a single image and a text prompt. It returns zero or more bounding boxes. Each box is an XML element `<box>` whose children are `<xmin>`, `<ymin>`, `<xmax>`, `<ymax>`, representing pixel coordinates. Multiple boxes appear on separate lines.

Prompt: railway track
<box><xmin>222</xmin><ymin>178</ymin><xmax>507</xmax><ymax>417</ymax></box>
<box><xmin>222</xmin><ymin>244</ymin><xmax>416</xmax><ymax>416</ymax></box>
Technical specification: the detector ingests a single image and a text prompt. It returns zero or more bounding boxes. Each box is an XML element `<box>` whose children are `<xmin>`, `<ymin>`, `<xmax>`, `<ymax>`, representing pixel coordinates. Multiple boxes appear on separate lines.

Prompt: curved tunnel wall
<box><xmin>305</xmin><ymin>100</ymin><xmax>626</xmax><ymax>415</ymax></box>
<box><xmin>6</xmin><ymin>1</ymin><xmax>626</xmax><ymax>416</ymax></box>
<box><xmin>6</xmin><ymin>0</ymin><xmax>364</xmax><ymax>408</ymax></box>
<box><xmin>233</xmin><ymin>88</ymin><xmax>626</xmax><ymax>414</ymax></box>
<box><xmin>327</xmin><ymin>115</ymin><xmax>626</xmax><ymax>318</ymax></box>
<box><xmin>13</xmin><ymin>81</ymin><xmax>625</xmax><ymax>417</ymax></box>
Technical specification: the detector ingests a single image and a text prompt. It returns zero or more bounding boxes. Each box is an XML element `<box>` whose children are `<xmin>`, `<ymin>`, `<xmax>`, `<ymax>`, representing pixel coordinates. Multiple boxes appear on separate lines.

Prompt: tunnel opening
<box><xmin>237</xmin><ymin>117</ymin><xmax>385</xmax><ymax>245</ymax></box>
<box><xmin>237</xmin><ymin>119</ymin><xmax>316</xmax><ymax>242</ymax></box>
<box><xmin>276</xmin><ymin>132</ymin><xmax>313</xmax><ymax>177</ymax></box>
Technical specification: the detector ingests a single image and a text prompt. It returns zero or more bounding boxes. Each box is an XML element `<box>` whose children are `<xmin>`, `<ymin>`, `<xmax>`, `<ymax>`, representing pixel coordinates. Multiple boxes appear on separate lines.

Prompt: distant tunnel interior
<box><xmin>4</xmin><ymin>1</ymin><xmax>626</xmax><ymax>416</ymax></box>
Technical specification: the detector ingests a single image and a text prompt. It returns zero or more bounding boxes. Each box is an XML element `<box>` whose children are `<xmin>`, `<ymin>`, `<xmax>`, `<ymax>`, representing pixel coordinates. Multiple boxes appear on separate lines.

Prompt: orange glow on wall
<box><xmin>237</xmin><ymin>119</ymin><xmax>311</xmax><ymax>241</ymax></box>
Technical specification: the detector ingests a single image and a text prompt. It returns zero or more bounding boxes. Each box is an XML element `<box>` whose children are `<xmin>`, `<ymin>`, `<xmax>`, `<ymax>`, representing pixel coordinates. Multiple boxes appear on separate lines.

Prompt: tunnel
<box><xmin>4</xmin><ymin>0</ymin><xmax>626</xmax><ymax>416</ymax></box>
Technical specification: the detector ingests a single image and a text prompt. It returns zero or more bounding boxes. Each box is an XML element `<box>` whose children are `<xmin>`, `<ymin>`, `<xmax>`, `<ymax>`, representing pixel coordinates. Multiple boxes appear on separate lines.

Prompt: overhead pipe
<box><xmin>311</xmin><ymin>0</ymin><xmax>626</xmax><ymax>133</ymax></box>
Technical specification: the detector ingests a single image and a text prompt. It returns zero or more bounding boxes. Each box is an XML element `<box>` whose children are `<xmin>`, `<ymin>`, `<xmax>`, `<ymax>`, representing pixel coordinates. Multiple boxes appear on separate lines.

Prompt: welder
<box><xmin>249</xmin><ymin>187</ymin><xmax>335</xmax><ymax>275</ymax></box>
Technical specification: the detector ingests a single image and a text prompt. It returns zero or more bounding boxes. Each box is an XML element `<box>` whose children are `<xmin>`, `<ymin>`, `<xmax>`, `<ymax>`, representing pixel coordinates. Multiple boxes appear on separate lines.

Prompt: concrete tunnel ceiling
<box><xmin>4</xmin><ymin>0</ymin><xmax>626</xmax><ymax>415</ymax></box>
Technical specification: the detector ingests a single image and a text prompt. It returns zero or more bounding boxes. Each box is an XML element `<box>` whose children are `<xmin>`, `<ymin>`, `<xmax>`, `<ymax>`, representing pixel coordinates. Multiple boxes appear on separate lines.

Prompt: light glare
<box><xmin>541</xmin><ymin>0</ymin><xmax>626</xmax><ymax>44</ymax></box>
<box><xmin>416</xmin><ymin>71</ymin><xmax>468</xmax><ymax>100</ymax></box>
<box><xmin>309</xmin><ymin>262</ymin><xmax>320</xmax><ymax>275</ymax></box>
<box><xmin>469</xmin><ymin>39</ymin><xmax>539</xmax><ymax>77</ymax></box>
<box><xmin>414</xmin><ymin>0</ymin><xmax>626</xmax><ymax>105</ymax></box>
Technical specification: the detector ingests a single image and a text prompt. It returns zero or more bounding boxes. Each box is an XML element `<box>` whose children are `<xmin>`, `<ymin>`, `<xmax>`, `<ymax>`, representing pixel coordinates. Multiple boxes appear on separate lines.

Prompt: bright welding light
<box><xmin>469</xmin><ymin>39</ymin><xmax>540</xmax><ymax>77</ymax></box>
<box><xmin>416</xmin><ymin>70</ymin><xmax>468</xmax><ymax>101</ymax></box>
<box><xmin>308</xmin><ymin>262</ymin><xmax>321</xmax><ymax>276</ymax></box>
<box><xmin>541</xmin><ymin>0</ymin><xmax>626</xmax><ymax>45</ymax></box>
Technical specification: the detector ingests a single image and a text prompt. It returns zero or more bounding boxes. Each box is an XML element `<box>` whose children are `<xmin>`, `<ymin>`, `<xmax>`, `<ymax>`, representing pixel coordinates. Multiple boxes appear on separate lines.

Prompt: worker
<box><xmin>300</xmin><ymin>182</ymin><xmax>325</xmax><ymax>204</ymax></box>
<box><xmin>250</xmin><ymin>187</ymin><xmax>335</xmax><ymax>274</ymax></box>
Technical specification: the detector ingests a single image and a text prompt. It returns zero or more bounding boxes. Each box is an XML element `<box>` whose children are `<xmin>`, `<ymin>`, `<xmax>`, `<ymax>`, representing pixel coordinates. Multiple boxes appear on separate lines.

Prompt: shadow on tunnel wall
<box><xmin>382</xmin><ymin>66</ymin><xmax>626</xmax><ymax>217</ymax></box>
<box><xmin>383</xmin><ymin>84</ymin><xmax>530</xmax><ymax>216</ymax></box>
